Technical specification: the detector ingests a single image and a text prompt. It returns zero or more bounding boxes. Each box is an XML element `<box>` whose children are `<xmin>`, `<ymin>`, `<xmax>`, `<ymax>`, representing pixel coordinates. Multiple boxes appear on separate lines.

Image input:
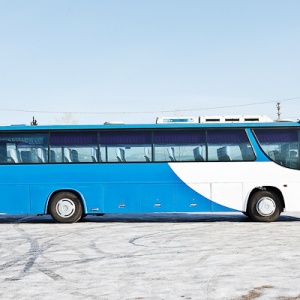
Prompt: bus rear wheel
<box><xmin>247</xmin><ymin>190</ymin><xmax>282</xmax><ymax>222</ymax></box>
<box><xmin>49</xmin><ymin>191</ymin><xmax>83</xmax><ymax>223</ymax></box>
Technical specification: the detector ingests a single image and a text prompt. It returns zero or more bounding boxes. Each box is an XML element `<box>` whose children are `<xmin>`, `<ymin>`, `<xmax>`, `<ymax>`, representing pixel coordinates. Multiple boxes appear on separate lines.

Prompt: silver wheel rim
<box><xmin>56</xmin><ymin>198</ymin><xmax>76</xmax><ymax>218</ymax></box>
<box><xmin>256</xmin><ymin>197</ymin><xmax>276</xmax><ymax>216</ymax></box>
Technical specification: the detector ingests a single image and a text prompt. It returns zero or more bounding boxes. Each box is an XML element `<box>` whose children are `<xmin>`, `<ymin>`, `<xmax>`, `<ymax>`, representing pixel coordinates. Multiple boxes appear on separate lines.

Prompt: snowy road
<box><xmin>0</xmin><ymin>213</ymin><xmax>300</xmax><ymax>300</ymax></box>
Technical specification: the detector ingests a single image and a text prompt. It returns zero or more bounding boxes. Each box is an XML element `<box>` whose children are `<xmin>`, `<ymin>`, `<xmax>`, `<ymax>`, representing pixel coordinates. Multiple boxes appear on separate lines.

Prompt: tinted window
<box><xmin>50</xmin><ymin>132</ymin><xmax>98</xmax><ymax>163</ymax></box>
<box><xmin>99</xmin><ymin>131</ymin><xmax>152</xmax><ymax>162</ymax></box>
<box><xmin>254</xmin><ymin>129</ymin><xmax>299</xmax><ymax>169</ymax></box>
<box><xmin>153</xmin><ymin>130</ymin><xmax>206</xmax><ymax>162</ymax></box>
<box><xmin>0</xmin><ymin>133</ymin><xmax>48</xmax><ymax>164</ymax></box>
<box><xmin>207</xmin><ymin>129</ymin><xmax>255</xmax><ymax>162</ymax></box>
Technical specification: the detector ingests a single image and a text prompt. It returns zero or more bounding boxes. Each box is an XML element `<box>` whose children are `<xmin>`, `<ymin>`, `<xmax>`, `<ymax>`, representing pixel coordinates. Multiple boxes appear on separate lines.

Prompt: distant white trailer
<box><xmin>198</xmin><ymin>115</ymin><xmax>273</xmax><ymax>123</ymax></box>
<box><xmin>156</xmin><ymin>117</ymin><xmax>198</xmax><ymax>124</ymax></box>
<box><xmin>156</xmin><ymin>115</ymin><xmax>273</xmax><ymax>124</ymax></box>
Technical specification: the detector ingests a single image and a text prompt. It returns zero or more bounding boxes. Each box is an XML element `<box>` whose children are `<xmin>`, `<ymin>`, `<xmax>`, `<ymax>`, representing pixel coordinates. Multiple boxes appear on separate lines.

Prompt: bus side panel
<box><xmin>29</xmin><ymin>185</ymin><xmax>50</xmax><ymax>214</ymax></box>
<box><xmin>175</xmin><ymin>183</ymin><xmax>211</xmax><ymax>212</ymax></box>
<box><xmin>211</xmin><ymin>183</ymin><xmax>243</xmax><ymax>212</ymax></box>
<box><xmin>140</xmin><ymin>184</ymin><xmax>175</xmax><ymax>212</ymax></box>
<box><xmin>284</xmin><ymin>183</ymin><xmax>300</xmax><ymax>211</ymax></box>
<box><xmin>0</xmin><ymin>184</ymin><xmax>30</xmax><ymax>214</ymax></box>
<box><xmin>104</xmin><ymin>184</ymin><xmax>140</xmax><ymax>213</ymax></box>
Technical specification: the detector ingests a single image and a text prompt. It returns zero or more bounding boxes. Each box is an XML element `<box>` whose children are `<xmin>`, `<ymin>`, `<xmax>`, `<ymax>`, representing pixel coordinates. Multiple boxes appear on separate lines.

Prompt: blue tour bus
<box><xmin>0</xmin><ymin>117</ymin><xmax>300</xmax><ymax>223</ymax></box>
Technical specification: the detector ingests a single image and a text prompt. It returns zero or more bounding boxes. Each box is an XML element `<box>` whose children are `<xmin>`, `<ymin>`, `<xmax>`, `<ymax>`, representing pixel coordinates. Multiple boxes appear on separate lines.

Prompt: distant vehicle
<box><xmin>0</xmin><ymin>116</ymin><xmax>299</xmax><ymax>223</ymax></box>
<box><xmin>156</xmin><ymin>115</ymin><xmax>273</xmax><ymax>123</ymax></box>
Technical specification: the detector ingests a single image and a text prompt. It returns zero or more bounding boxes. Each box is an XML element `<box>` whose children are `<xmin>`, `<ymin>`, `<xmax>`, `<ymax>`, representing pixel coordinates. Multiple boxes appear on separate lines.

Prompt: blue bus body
<box><xmin>0</xmin><ymin>122</ymin><xmax>300</xmax><ymax>222</ymax></box>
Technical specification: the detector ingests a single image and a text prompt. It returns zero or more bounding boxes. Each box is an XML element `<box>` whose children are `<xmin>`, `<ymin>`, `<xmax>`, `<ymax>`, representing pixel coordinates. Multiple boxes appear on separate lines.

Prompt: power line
<box><xmin>0</xmin><ymin>97</ymin><xmax>299</xmax><ymax>115</ymax></box>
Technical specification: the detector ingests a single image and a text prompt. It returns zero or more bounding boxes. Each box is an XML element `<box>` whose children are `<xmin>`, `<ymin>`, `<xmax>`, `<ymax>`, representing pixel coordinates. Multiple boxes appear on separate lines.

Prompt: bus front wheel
<box><xmin>49</xmin><ymin>191</ymin><xmax>83</xmax><ymax>223</ymax></box>
<box><xmin>247</xmin><ymin>190</ymin><xmax>282</xmax><ymax>222</ymax></box>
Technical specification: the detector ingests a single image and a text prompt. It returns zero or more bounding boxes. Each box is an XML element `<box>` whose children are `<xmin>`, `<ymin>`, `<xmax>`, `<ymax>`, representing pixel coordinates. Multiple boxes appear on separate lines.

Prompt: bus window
<box><xmin>0</xmin><ymin>143</ymin><xmax>7</xmax><ymax>163</ymax></box>
<box><xmin>0</xmin><ymin>133</ymin><xmax>48</xmax><ymax>164</ymax></box>
<box><xmin>153</xmin><ymin>130</ymin><xmax>206</xmax><ymax>162</ymax></box>
<box><xmin>99</xmin><ymin>131</ymin><xmax>152</xmax><ymax>162</ymax></box>
<box><xmin>50</xmin><ymin>132</ymin><xmax>98</xmax><ymax>163</ymax></box>
<box><xmin>207</xmin><ymin>129</ymin><xmax>255</xmax><ymax>162</ymax></box>
<box><xmin>254</xmin><ymin>129</ymin><xmax>299</xmax><ymax>169</ymax></box>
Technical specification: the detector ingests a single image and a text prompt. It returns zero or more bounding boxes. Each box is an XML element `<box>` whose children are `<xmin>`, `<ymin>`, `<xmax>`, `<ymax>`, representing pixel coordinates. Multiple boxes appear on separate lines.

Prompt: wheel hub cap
<box><xmin>256</xmin><ymin>197</ymin><xmax>276</xmax><ymax>216</ymax></box>
<box><xmin>56</xmin><ymin>198</ymin><xmax>76</xmax><ymax>218</ymax></box>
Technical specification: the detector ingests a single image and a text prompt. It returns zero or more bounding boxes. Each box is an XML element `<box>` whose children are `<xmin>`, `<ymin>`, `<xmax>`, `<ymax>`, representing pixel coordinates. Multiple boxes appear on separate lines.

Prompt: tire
<box><xmin>78</xmin><ymin>213</ymin><xmax>88</xmax><ymax>222</ymax></box>
<box><xmin>247</xmin><ymin>190</ymin><xmax>282</xmax><ymax>222</ymax></box>
<box><xmin>49</xmin><ymin>191</ymin><xmax>83</xmax><ymax>223</ymax></box>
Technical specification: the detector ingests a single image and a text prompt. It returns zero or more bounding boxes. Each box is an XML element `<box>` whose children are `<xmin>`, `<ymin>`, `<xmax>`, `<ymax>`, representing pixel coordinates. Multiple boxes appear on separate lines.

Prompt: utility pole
<box><xmin>276</xmin><ymin>102</ymin><xmax>281</xmax><ymax>120</ymax></box>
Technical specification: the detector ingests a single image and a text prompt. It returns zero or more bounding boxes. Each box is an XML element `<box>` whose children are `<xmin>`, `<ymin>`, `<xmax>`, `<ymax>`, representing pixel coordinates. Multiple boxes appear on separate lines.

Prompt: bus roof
<box><xmin>0</xmin><ymin>121</ymin><xmax>300</xmax><ymax>131</ymax></box>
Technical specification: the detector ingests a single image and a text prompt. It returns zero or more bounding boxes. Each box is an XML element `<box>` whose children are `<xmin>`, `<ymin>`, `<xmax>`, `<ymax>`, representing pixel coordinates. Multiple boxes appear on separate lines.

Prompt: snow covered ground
<box><xmin>0</xmin><ymin>212</ymin><xmax>300</xmax><ymax>300</ymax></box>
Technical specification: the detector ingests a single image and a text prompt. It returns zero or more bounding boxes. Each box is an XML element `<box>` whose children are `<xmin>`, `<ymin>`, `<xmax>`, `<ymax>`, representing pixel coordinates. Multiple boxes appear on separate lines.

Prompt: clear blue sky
<box><xmin>0</xmin><ymin>0</ymin><xmax>299</xmax><ymax>125</ymax></box>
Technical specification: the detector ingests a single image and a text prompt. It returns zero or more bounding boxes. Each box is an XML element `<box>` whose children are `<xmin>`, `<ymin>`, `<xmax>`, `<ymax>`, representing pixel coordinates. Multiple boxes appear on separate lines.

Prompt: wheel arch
<box><xmin>46</xmin><ymin>189</ymin><xmax>87</xmax><ymax>214</ymax></box>
<box><xmin>247</xmin><ymin>186</ymin><xmax>285</xmax><ymax>213</ymax></box>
